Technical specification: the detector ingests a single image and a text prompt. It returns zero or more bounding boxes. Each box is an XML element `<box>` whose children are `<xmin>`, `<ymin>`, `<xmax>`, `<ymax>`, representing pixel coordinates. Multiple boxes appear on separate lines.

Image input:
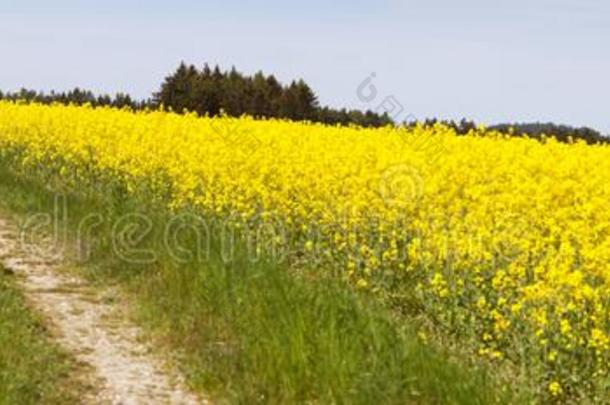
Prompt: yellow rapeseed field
<box><xmin>1</xmin><ymin>101</ymin><xmax>610</xmax><ymax>399</ymax></box>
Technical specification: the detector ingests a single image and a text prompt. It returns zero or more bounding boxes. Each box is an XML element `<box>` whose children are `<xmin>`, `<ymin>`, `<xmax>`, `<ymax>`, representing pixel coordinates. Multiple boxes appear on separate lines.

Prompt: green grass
<box><xmin>0</xmin><ymin>267</ymin><xmax>85</xmax><ymax>404</ymax></box>
<box><xmin>0</xmin><ymin>165</ymin><xmax>531</xmax><ymax>404</ymax></box>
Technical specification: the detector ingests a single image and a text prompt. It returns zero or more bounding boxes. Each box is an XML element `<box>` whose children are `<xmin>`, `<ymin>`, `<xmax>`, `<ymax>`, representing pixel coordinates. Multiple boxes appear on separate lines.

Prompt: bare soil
<box><xmin>0</xmin><ymin>216</ymin><xmax>203</xmax><ymax>404</ymax></box>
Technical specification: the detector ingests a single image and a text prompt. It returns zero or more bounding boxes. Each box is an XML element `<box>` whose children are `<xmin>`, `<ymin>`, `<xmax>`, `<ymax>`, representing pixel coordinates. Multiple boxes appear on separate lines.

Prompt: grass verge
<box><xmin>0</xmin><ymin>166</ymin><xmax>531</xmax><ymax>404</ymax></box>
<box><xmin>0</xmin><ymin>265</ymin><xmax>86</xmax><ymax>404</ymax></box>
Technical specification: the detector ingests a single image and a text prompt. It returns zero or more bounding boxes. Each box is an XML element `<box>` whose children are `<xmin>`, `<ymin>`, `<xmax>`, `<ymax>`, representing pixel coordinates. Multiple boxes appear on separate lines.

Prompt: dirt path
<box><xmin>0</xmin><ymin>216</ymin><xmax>203</xmax><ymax>405</ymax></box>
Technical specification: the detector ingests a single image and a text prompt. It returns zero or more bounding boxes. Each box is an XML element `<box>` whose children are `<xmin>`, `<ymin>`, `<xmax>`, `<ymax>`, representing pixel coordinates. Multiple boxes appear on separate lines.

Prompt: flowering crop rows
<box><xmin>1</xmin><ymin>101</ymin><xmax>610</xmax><ymax>400</ymax></box>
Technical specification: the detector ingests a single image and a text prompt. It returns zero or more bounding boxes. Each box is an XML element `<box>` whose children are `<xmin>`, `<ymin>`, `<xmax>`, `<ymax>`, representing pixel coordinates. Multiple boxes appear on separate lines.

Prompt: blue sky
<box><xmin>1</xmin><ymin>0</ymin><xmax>609</xmax><ymax>132</ymax></box>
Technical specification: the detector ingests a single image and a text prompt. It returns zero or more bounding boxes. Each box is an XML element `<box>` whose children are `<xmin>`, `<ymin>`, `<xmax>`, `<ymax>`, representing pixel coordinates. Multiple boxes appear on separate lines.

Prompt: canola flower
<box><xmin>1</xmin><ymin>101</ymin><xmax>610</xmax><ymax>400</ymax></box>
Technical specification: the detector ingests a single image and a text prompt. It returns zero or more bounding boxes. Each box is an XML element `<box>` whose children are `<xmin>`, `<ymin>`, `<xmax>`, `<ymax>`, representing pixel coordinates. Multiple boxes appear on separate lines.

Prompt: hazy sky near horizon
<box><xmin>1</xmin><ymin>0</ymin><xmax>609</xmax><ymax>132</ymax></box>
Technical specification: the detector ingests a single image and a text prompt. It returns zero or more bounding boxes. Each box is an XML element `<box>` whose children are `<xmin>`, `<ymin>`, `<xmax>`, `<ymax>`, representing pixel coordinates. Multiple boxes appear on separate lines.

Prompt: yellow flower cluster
<box><xmin>1</xmin><ymin>101</ymin><xmax>609</xmax><ymax>399</ymax></box>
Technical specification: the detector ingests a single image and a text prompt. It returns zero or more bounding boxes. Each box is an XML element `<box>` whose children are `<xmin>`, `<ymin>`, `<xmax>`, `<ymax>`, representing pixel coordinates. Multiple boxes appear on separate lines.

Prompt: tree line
<box><xmin>153</xmin><ymin>62</ymin><xmax>393</xmax><ymax>127</ymax></box>
<box><xmin>0</xmin><ymin>62</ymin><xmax>392</xmax><ymax>128</ymax></box>
<box><xmin>409</xmin><ymin>118</ymin><xmax>609</xmax><ymax>145</ymax></box>
<box><xmin>489</xmin><ymin>122</ymin><xmax>608</xmax><ymax>145</ymax></box>
<box><xmin>0</xmin><ymin>62</ymin><xmax>607</xmax><ymax>142</ymax></box>
<box><xmin>0</xmin><ymin>88</ymin><xmax>149</xmax><ymax>110</ymax></box>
